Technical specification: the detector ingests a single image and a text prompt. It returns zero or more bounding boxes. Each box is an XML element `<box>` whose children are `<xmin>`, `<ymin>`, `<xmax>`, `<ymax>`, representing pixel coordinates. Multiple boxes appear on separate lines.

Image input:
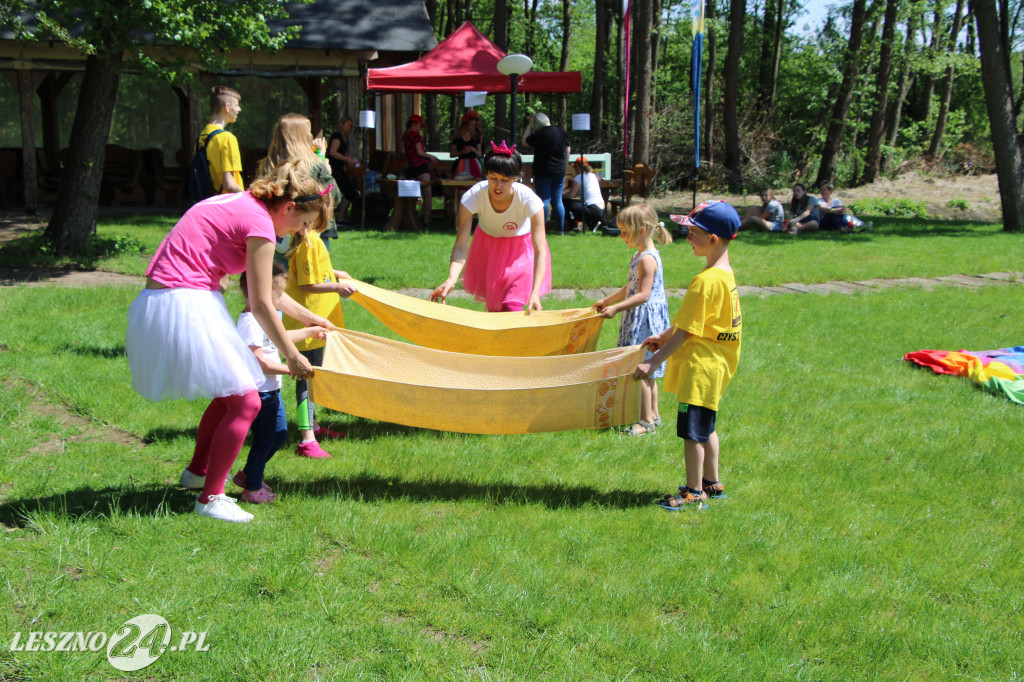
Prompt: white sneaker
<box><xmin>179</xmin><ymin>468</ymin><xmax>205</xmax><ymax>489</ymax></box>
<box><xmin>194</xmin><ymin>494</ymin><xmax>254</xmax><ymax>523</ymax></box>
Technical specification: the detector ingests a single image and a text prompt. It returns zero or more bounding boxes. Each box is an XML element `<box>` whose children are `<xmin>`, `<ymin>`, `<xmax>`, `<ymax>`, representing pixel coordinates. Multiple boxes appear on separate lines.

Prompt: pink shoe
<box><xmin>240</xmin><ymin>488</ymin><xmax>277</xmax><ymax>504</ymax></box>
<box><xmin>296</xmin><ymin>440</ymin><xmax>332</xmax><ymax>459</ymax></box>
<box><xmin>232</xmin><ymin>471</ymin><xmax>273</xmax><ymax>493</ymax></box>
<box><xmin>314</xmin><ymin>426</ymin><xmax>346</xmax><ymax>440</ymax></box>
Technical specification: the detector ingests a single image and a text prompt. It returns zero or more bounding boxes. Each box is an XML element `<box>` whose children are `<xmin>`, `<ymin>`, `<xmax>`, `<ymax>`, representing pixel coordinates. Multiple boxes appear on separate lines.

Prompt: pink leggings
<box><xmin>187</xmin><ymin>391</ymin><xmax>261</xmax><ymax>503</ymax></box>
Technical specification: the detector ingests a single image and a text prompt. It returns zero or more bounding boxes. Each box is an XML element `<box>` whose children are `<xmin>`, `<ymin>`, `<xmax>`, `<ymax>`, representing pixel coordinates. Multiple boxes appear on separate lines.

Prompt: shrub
<box><xmin>847</xmin><ymin>198</ymin><xmax>928</xmax><ymax>218</ymax></box>
<box><xmin>946</xmin><ymin>198</ymin><xmax>970</xmax><ymax>211</ymax></box>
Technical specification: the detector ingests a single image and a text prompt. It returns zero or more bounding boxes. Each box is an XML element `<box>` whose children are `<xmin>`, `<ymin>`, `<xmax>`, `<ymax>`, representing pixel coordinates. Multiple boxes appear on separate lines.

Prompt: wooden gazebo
<box><xmin>0</xmin><ymin>0</ymin><xmax>436</xmax><ymax>209</ymax></box>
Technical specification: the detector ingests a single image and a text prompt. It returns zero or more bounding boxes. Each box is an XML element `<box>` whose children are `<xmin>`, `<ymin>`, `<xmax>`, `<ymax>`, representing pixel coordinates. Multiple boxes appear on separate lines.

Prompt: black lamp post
<box><xmin>496</xmin><ymin>53</ymin><xmax>533</xmax><ymax>144</ymax></box>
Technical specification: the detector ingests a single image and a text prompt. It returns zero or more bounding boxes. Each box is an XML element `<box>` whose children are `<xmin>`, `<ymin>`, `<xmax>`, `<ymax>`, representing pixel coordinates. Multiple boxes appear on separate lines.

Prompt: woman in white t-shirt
<box><xmin>430</xmin><ymin>142</ymin><xmax>551</xmax><ymax>312</ymax></box>
<box><xmin>563</xmin><ymin>156</ymin><xmax>606</xmax><ymax>231</ymax></box>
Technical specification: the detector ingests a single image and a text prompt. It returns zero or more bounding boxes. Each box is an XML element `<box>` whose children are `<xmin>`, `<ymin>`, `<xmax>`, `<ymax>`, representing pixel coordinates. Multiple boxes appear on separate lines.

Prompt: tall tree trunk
<box><xmin>651</xmin><ymin>0</ymin><xmax>662</xmax><ymax>106</ymax></box>
<box><xmin>883</xmin><ymin>12</ymin><xmax>919</xmax><ymax>171</ymax></box>
<box><xmin>616</xmin><ymin>2</ymin><xmax>624</xmax><ymax>159</ymax></box>
<box><xmin>971</xmin><ymin>0</ymin><xmax>1024</xmax><ymax>231</ymax></box>
<box><xmin>703</xmin><ymin>0</ymin><xmax>718</xmax><ymax>169</ymax></box>
<box><xmin>966</xmin><ymin>7</ymin><xmax>976</xmax><ymax>53</ymax></box>
<box><xmin>45</xmin><ymin>53</ymin><xmax>123</xmax><ymax>254</ymax></box>
<box><xmin>493</xmin><ymin>0</ymin><xmax>509</xmax><ymax>140</ymax></box>
<box><xmin>524</xmin><ymin>0</ymin><xmax>539</xmax><ymax>66</ymax></box>
<box><xmin>722</xmin><ymin>0</ymin><xmax>745</xmax><ymax>187</ymax></box>
<box><xmin>861</xmin><ymin>0</ymin><xmax>900</xmax><ymax>184</ymax></box>
<box><xmin>766</xmin><ymin>0</ymin><xmax>785</xmax><ymax>114</ymax></box>
<box><xmin>591</xmin><ymin>0</ymin><xmax>607</xmax><ymax>144</ymax></box>
<box><xmin>928</xmin><ymin>0</ymin><xmax>966</xmax><ymax>158</ymax></box>
<box><xmin>814</xmin><ymin>0</ymin><xmax>868</xmax><ymax>187</ymax></box>
<box><xmin>558</xmin><ymin>0</ymin><xmax>571</xmax><ymax>128</ymax></box>
<box><xmin>445</xmin><ymin>0</ymin><xmax>456</xmax><ymax>36</ymax></box>
<box><xmin>633</xmin><ymin>0</ymin><xmax>654</xmax><ymax>164</ymax></box>
<box><xmin>522</xmin><ymin>0</ymin><xmax>539</xmax><ymax>111</ymax></box>
<box><xmin>795</xmin><ymin>85</ymin><xmax>840</xmax><ymax>176</ymax></box>
<box><xmin>919</xmin><ymin>7</ymin><xmax>943</xmax><ymax>122</ymax></box>
<box><xmin>757</xmin><ymin>0</ymin><xmax>776</xmax><ymax>108</ymax></box>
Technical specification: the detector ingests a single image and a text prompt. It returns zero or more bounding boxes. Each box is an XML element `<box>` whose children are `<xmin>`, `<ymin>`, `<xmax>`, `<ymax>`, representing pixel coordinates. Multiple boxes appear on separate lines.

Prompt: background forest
<box><xmin>1</xmin><ymin>0</ymin><xmax>1022</xmax><ymax>194</ymax></box>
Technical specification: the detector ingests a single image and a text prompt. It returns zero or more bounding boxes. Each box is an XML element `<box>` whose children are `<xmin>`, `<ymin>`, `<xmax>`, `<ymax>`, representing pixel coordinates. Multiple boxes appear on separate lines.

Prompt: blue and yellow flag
<box><xmin>691</xmin><ymin>0</ymin><xmax>705</xmax><ymax>171</ymax></box>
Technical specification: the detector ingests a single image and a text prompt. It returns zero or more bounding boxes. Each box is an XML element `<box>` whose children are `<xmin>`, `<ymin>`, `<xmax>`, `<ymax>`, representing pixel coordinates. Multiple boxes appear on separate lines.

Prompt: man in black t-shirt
<box><xmin>522</xmin><ymin>112</ymin><xmax>571</xmax><ymax>234</ymax></box>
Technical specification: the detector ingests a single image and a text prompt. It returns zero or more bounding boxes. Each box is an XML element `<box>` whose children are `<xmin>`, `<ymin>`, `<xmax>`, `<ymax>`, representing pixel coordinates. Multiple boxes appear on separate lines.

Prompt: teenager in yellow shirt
<box><xmin>198</xmin><ymin>85</ymin><xmax>245</xmax><ymax>194</ymax></box>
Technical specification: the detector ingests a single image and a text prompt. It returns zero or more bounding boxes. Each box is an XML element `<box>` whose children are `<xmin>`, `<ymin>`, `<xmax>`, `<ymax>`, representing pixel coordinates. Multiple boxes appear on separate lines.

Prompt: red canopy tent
<box><xmin>365</xmin><ymin>21</ymin><xmax>581</xmax><ymax>93</ymax></box>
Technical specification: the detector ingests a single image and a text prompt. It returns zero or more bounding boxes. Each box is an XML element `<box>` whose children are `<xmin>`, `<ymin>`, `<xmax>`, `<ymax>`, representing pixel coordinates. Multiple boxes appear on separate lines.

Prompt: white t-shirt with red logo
<box><xmin>460</xmin><ymin>181</ymin><xmax>543</xmax><ymax>238</ymax></box>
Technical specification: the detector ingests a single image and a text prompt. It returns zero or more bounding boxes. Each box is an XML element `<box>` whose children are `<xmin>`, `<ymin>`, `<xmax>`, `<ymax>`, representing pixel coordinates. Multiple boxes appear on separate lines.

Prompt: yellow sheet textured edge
<box><xmin>343</xmin><ymin>278</ymin><xmax>604</xmax><ymax>356</ymax></box>
<box><xmin>312</xmin><ymin>328</ymin><xmax>645</xmax><ymax>435</ymax></box>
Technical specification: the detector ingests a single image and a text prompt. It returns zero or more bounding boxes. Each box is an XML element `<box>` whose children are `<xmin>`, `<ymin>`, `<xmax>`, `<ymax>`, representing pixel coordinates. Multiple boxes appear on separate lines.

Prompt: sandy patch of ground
<box><xmin>648</xmin><ymin>172</ymin><xmax>1001</xmax><ymax>223</ymax></box>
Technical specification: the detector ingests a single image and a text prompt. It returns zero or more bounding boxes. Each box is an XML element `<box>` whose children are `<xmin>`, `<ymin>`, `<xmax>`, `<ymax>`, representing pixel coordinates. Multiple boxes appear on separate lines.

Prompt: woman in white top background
<box><xmin>563</xmin><ymin>156</ymin><xmax>606</xmax><ymax>232</ymax></box>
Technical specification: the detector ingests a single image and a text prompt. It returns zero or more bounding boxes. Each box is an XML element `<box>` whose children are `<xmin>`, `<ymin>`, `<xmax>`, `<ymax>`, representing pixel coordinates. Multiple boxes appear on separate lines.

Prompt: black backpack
<box><xmin>186</xmin><ymin>128</ymin><xmax>225</xmax><ymax>201</ymax></box>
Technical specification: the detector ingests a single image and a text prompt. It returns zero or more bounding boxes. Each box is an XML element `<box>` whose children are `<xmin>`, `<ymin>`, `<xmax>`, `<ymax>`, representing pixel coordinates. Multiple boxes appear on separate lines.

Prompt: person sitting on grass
<box><xmin>234</xmin><ymin>266</ymin><xmax>328</xmax><ymax>504</ymax></box>
<box><xmin>815</xmin><ymin>181</ymin><xmax>869</xmax><ymax>232</ymax></box>
<box><xmin>785</xmin><ymin>183</ymin><xmax>820</xmax><ymax>234</ymax></box>
<box><xmin>741</xmin><ymin>187</ymin><xmax>785</xmax><ymax>232</ymax></box>
<box><xmin>634</xmin><ymin>200</ymin><xmax>743</xmax><ymax>509</ymax></box>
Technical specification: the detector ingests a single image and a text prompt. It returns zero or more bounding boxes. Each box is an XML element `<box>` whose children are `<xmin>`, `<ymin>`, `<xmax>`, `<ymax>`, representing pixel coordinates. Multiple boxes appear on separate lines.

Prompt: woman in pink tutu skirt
<box><xmin>430</xmin><ymin>142</ymin><xmax>551</xmax><ymax>312</ymax></box>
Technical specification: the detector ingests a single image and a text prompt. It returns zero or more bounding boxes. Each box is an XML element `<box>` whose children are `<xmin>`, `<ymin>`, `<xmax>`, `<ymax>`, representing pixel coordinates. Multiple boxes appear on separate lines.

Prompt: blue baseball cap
<box><xmin>670</xmin><ymin>200</ymin><xmax>741</xmax><ymax>240</ymax></box>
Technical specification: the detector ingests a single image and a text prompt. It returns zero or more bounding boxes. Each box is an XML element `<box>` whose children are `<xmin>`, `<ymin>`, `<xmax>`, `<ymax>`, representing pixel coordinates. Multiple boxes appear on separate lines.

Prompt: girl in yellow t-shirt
<box><xmin>283</xmin><ymin>228</ymin><xmax>357</xmax><ymax>458</ymax></box>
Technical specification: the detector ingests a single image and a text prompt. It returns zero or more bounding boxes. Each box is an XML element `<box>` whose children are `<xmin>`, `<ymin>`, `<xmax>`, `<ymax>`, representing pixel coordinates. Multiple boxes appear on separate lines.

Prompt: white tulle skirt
<box><xmin>125</xmin><ymin>288</ymin><xmax>263</xmax><ymax>401</ymax></box>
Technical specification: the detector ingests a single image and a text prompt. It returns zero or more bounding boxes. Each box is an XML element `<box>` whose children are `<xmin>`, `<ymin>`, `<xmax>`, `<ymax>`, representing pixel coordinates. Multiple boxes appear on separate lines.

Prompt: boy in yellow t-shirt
<box><xmin>634</xmin><ymin>200</ymin><xmax>742</xmax><ymax>509</ymax></box>
<box><xmin>283</xmin><ymin>228</ymin><xmax>356</xmax><ymax>459</ymax></box>
<box><xmin>199</xmin><ymin>85</ymin><xmax>244</xmax><ymax>194</ymax></box>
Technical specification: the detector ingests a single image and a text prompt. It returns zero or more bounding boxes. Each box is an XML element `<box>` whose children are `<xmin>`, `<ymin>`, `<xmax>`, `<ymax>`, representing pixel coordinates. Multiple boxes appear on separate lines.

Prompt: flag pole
<box><xmin>691</xmin><ymin>0</ymin><xmax>704</xmax><ymax>210</ymax></box>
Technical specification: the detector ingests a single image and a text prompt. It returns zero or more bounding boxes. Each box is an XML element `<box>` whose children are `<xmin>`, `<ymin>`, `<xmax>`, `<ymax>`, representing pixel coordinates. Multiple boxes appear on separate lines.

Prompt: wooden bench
<box><xmin>103</xmin><ymin>144</ymin><xmax>145</xmax><ymax>206</ymax></box>
<box><xmin>141</xmin><ymin>148</ymin><xmax>185</xmax><ymax>206</ymax></box>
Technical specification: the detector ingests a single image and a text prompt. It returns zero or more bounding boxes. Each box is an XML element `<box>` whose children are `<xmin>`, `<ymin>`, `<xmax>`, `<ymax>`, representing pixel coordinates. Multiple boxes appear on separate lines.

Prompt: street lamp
<box><xmin>496</xmin><ymin>53</ymin><xmax>533</xmax><ymax>144</ymax></box>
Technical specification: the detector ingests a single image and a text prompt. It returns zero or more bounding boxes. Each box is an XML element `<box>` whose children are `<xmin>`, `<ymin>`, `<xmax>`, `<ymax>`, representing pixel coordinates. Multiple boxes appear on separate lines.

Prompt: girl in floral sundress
<box><xmin>594</xmin><ymin>203</ymin><xmax>673</xmax><ymax>436</ymax></box>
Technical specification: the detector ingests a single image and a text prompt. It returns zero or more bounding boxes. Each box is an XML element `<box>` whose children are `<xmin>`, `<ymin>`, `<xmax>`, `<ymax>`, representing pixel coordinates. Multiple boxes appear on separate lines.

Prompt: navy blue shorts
<box><xmin>677</xmin><ymin>403</ymin><xmax>717</xmax><ymax>442</ymax></box>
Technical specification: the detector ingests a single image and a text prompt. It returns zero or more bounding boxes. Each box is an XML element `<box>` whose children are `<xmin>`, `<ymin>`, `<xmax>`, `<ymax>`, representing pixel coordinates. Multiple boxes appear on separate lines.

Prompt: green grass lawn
<box><xmin>1</xmin><ymin>273</ymin><xmax>1023</xmax><ymax>679</ymax></box>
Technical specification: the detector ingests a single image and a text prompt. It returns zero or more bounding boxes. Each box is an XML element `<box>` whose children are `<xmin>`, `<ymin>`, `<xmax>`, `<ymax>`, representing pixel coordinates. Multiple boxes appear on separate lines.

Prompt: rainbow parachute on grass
<box><xmin>903</xmin><ymin>347</ymin><xmax>1024</xmax><ymax>405</ymax></box>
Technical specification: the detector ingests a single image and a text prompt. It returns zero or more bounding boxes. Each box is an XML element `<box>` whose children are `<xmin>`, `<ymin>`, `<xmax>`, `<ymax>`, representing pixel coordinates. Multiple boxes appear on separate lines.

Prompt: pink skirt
<box><xmin>463</xmin><ymin>230</ymin><xmax>552</xmax><ymax>312</ymax></box>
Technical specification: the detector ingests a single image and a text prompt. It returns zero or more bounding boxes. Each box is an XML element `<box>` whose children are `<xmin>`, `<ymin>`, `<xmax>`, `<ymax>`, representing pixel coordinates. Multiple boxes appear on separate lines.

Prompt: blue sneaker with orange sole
<box><xmin>657</xmin><ymin>489</ymin><xmax>708</xmax><ymax>510</ymax></box>
<box><xmin>702</xmin><ymin>479</ymin><xmax>727</xmax><ymax>499</ymax></box>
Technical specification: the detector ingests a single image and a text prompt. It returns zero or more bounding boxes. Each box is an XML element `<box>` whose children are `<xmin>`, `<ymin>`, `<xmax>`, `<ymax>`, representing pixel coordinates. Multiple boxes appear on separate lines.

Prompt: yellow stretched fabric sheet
<box><xmin>343</xmin><ymin>278</ymin><xmax>604</xmax><ymax>356</ymax></box>
<box><xmin>312</xmin><ymin>328</ymin><xmax>645</xmax><ymax>434</ymax></box>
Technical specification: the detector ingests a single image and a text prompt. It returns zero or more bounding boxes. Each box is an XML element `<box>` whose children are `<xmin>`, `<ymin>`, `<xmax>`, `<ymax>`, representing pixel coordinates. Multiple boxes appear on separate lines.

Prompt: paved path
<box><xmin>1</xmin><ymin>267</ymin><xmax>1020</xmax><ymax>296</ymax></box>
<box><xmin>398</xmin><ymin>272</ymin><xmax>1023</xmax><ymax>301</ymax></box>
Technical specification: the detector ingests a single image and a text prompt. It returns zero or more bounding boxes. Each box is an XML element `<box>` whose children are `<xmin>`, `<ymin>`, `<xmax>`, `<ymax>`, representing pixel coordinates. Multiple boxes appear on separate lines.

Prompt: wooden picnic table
<box><xmin>379</xmin><ymin>178</ymin><xmax>432</xmax><ymax>232</ymax></box>
<box><xmin>439</xmin><ymin>177</ymin><xmax>482</xmax><ymax>228</ymax></box>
